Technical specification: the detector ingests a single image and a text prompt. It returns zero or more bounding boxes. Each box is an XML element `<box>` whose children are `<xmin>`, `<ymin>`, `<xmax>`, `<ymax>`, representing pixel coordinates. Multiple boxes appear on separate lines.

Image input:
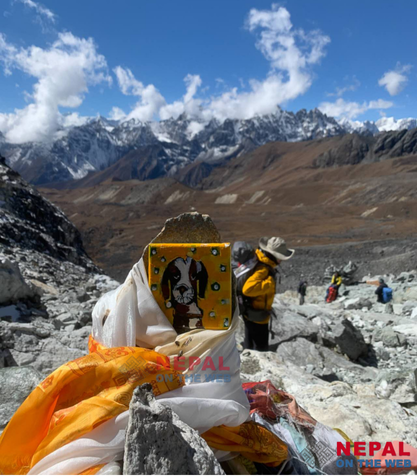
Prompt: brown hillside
<box><xmin>40</xmin><ymin>135</ymin><xmax>417</xmax><ymax>283</ymax></box>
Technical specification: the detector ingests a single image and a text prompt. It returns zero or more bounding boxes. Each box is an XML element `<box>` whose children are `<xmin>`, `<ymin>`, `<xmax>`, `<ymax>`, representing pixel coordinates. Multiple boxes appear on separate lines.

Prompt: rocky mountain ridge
<box><xmin>0</xmin><ymin>156</ymin><xmax>119</xmax><ymax>382</ymax></box>
<box><xmin>3</xmin><ymin>107</ymin><xmax>416</xmax><ymax>187</ymax></box>
<box><xmin>313</xmin><ymin>128</ymin><xmax>417</xmax><ymax>168</ymax></box>
<box><xmin>0</xmin><ymin>108</ymin><xmax>344</xmax><ymax>185</ymax></box>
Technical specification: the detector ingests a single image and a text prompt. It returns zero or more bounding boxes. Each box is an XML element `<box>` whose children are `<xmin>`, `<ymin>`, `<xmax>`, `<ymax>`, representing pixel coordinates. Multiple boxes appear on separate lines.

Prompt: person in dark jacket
<box><xmin>375</xmin><ymin>278</ymin><xmax>388</xmax><ymax>303</ymax></box>
<box><xmin>298</xmin><ymin>277</ymin><xmax>307</xmax><ymax>305</ymax></box>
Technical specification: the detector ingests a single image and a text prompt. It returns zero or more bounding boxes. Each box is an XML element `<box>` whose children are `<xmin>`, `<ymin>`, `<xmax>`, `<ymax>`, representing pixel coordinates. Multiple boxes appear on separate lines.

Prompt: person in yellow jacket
<box><xmin>241</xmin><ymin>237</ymin><xmax>294</xmax><ymax>351</ymax></box>
<box><xmin>331</xmin><ymin>272</ymin><xmax>343</xmax><ymax>287</ymax></box>
<box><xmin>326</xmin><ymin>271</ymin><xmax>343</xmax><ymax>302</ymax></box>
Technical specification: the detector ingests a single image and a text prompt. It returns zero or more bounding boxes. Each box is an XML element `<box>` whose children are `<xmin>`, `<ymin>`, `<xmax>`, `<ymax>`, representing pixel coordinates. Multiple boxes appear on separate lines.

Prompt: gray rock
<box><xmin>276</xmin><ymin>338</ymin><xmax>323</xmax><ymax>368</ymax></box>
<box><xmin>0</xmin><ymin>259</ymin><xmax>34</xmax><ymax>304</ymax></box>
<box><xmin>397</xmin><ymin>272</ymin><xmax>415</xmax><ymax>283</ymax></box>
<box><xmin>384</xmin><ymin>302</ymin><xmax>394</xmax><ymax>314</ymax></box>
<box><xmin>0</xmin><ymin>366</ymin><xmax>42</xmax><ymax>430</ymax></box>
<box><xmin>56</xmin><ymin>312</ymin><xmax>74</xmax><ymax>323</ymax></box>
<box><xmin>375</xmin><ymin>369</ymin><xmax>417</xmax><ymax>404</ymax></box>
<box><xmin>332</xmin><ymin>319</ymin><xmax>368</xmax><ymax>360</ymax></box>
<box><xmin>402</xmin><ymin>301</ymin><xmax>417</xmax><ymax>316</ymax></box>
<box><xmin>76</xmin><ymin>291</ymin><xmax>90</xmax><ymax>303</ymax></box>
<box><xmin>78</xmin><ymin>310</ymin><xmax>92</xmax><ymax>326</ymax></box>
<box><xmin>344</xmin><ymin>298</ymin><xmax>372</xmax><ymax>310</ymax></box>
<box><xmin>6</xmin><ymin>322</ymin><xmax>50</xmax><ymax>338</ymax></box>
<box><xmin>124</xmin><ymin>384</ymin><xmax>224</xmax><ymax>475</ymax></box>
<box><xmin>270</xmin><ymin>311</ymin><xmax>319</xmax><ymax>347</ymax></box>
<box><xmin>142</xmin><ymin>212</ymin><xmax>221</xmax><ymax>271</ymax></box>
<box><xmin>374</xmin><ymin>327</ymin><xmax>407</xmax><ymax>347</ymax></box>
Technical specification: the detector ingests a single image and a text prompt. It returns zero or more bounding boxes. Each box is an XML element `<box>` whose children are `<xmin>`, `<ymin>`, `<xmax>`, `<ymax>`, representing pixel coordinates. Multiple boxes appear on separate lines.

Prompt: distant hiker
<box><xmin>331</xmin><ymin>271</ymin><xmax>342</xmax><ymax>288</ymax></box>
<box><xmin>235</xmin><ymin>237</ymin><xmax>294</xmax><ymax>352</ymax></box>
<box><xmin>298</xmin><ymin>277</ymin><xmax>307</xmax><ymax>305</ymax></box>
<box><xmin>326</xmin><ymin>271</ymin><xmax>342</xmax><ymax>303</ymax></box>
<box><xmin>375</xmin><ymin>278</ymin><xmax>393</xmax><ymax>304</ymax></box>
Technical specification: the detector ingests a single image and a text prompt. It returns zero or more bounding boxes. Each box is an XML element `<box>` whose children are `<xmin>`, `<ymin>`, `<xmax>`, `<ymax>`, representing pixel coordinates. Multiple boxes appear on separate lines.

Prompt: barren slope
<box><xmin>40</xmin><ymin>134</ymin><xmax>417</xmax><ymax>284</ymax></box>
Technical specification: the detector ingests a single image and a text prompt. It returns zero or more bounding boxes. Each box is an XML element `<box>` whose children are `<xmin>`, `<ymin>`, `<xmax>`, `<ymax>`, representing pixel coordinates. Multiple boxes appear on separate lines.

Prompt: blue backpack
<box><xmin>382</xmin><ymin>287</ymin><xmax>393</xmax><ymax>303</ymax></box>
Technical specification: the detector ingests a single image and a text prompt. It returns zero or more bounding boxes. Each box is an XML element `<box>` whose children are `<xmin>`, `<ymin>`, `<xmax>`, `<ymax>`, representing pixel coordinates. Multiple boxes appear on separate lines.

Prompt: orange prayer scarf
<box><xmin>0</xmin><ymin>342</ymin><xmax>183</xmax><ymax>475</ymax></box>
<box><xmin>0</xmin><ymin>336</ymin><xmax>288</xmax><ymax>474</ymax></box>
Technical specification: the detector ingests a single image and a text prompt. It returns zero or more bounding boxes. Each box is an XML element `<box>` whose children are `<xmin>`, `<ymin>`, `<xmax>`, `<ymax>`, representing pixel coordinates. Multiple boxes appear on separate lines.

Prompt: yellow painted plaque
<box><xmin>148</xmin><ymin>243</ymin><xmax>232</xmax><ymax>333</ymax></box>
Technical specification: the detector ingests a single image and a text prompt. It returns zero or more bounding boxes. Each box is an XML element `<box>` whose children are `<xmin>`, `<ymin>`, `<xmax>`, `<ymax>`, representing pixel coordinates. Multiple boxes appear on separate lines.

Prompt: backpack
<box><xmin>233</xmin><ymin>243</ymin><xmax>273</xmax><ymax>323</ymax></box>
<box><xmin>326</xmin><ymin>285</ymin><xmax>338</xmax><ymax>303</ymax></box>
<box><xmin>231</xmin><ymin>241</ymin><xmax>255</xmax><ymax>271</ymax></box>
<box><xmin>382</xmin><ymin>287</ymin><xmax>393</xmax><ymax>303</ymax></box>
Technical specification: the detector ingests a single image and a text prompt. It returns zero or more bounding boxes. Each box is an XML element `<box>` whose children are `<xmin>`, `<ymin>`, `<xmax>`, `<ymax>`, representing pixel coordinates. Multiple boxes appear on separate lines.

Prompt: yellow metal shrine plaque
<box><xmin>148</xmin><ymin>243</ymin><xmax>232</xmax><ymax>332</ymax></box>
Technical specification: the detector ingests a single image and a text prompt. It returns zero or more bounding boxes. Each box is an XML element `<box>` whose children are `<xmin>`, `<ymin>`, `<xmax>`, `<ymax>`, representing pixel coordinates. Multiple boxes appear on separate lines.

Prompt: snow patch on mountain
<box><xmin>340</xmin><ymin>116</ymin><xmax>417</xmax><ymax>134</ymax></box>
<box><xmin>0</xmin><ymin>108</ymin><xmax>416</xmax><ymax>186</ymax></box>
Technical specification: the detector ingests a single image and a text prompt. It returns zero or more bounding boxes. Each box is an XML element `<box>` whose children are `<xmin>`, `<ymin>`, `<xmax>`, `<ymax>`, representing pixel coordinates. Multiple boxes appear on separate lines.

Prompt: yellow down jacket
<box><xmin>242</xmin><ymin>249</ymin><xmax>276</xmax><ymax>325</ymax></box>
<box><xmin>331</xmin><ymin>274</ymin><xmax>342</xmax><ymax>286</ymax></box>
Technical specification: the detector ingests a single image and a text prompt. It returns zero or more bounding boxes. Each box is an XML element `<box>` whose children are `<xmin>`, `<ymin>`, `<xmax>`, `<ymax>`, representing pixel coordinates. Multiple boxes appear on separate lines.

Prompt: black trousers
<box><xmin>243</xmin><ymin>318</ymin><xmax>269</xmax><ymax>352</ymax></box>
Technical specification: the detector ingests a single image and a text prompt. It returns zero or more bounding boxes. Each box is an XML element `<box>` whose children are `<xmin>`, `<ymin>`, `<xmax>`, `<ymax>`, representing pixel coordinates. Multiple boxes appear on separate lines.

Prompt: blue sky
<box><xmin>0</xmin><ymin>0</ymin><xmax>415</xmax><ymax>142</ymax></box>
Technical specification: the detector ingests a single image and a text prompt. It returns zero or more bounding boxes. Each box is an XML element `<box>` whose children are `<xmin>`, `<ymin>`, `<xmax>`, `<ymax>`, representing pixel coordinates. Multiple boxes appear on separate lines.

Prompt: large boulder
<box><xmin>276</xmin><ymin>338</ymin><xmax>322</xmax><ymax>368</ymax></box>
<box><xmin>331</xmin><ymin>319</ymin><xmax>368</xmax><ymax>360</ymax></box>
<box><xmin>0</xmin><ymin>366</ymin><xmax>42</xmax><ymax>431</ymax></box>
<box><xmin>270</xmin><ymin>311</ymin><xmax>319</xmax><ymax>348</ymax></box>
<box><xmin>0</xmin><ymin>259</ymin><xmax>34</xmax><ymax>304</ymax></box>
<box><xmin>124</xmin><ymin>384</ymin><xmax>224</xmax><ymax>475</ymax></box>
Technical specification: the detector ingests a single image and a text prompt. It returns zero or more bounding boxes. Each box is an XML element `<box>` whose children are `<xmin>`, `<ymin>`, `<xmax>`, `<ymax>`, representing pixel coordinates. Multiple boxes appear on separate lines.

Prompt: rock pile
<box><xmin>0</xmin><ymin>160</ymin><xmax>119</xmax><ymax>432</ymax></box>
<box><xmin>324</xmin><ymin>261</ymin><xmax>358</xmax><ymax>285</ymax></box>
<box><xmin>1</xmin><ymin>171</ymin><xmax>416</xmax><ymax>472</ymax></box>
<box><xmin>262</xmin><ymin>270</ymin><xmax>417</xmax><ymax>448</ymax></box>
<box><xmin>240</xmin><ymin>350</ymin><xmax>417</xmax><ymax>448</ymax></box>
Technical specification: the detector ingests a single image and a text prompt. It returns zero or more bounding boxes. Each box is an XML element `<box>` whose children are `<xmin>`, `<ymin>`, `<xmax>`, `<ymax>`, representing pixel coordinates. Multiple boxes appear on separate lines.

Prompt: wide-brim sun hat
<box><xmin>259</xmin><ymin>237</ymin><xmax>295</xmax><ymax>261</ymax></box>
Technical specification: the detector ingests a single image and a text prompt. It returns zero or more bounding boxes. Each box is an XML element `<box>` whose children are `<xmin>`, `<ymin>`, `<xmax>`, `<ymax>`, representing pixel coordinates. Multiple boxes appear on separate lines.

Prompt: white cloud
<box><xmin>206</xmin><ymin>4</ymin><xmax>330</xmax><ymax>120</ymax></box>
<box><xmin>160</xmin><ymin>74</ymin><xmax>203</xmax><ymax>120</ymax></box>
<box><xmin>113</xmin><ymin>66</ymin><xmax>166</xmax><ymax>122</ymax></box>
<box><xmin>18</xmin><ymin>0</ymin><xmax>56</xmax><ymax>24</ymax></box>
<box><xmin>113</xmin><ymin>66</ymin><xmax>143</xmax><ymax>96</ymax></box>
<box><xmin>186</xmin><ymin>121</ymin><xmax>205</xmax><ymax>138</ymax></box>
<box><xmin>109</xmin><ymin>106</ymin><xmax>126</xmax><ymax>121</ymax></box>
<box><xmin>318</xmin><ymin>98</ymin><xmax>394</xmax><ymax>120</ymax></box>
<box><xmin>378</xmin><ymin>64</ymin><xmax>411</xmax><ymax>96</ymax></box>
<box><xmin>327</xmin><ymin>77</ymin><xmax>360</xmax><ymax>97</ymax></box>
<box><xmin>1</xmin><ymin>4</ymin><xmax>331</xmax><ymax>141</ymax></box>
<box><xmin>59</xmin><ymin>112</ymin><xmax>89</xmax><ymax>129</ymax></box>
<box><xmin>0</xmin><ymin>32</ymin><xmax>111</xmax><ymax>143</ymax></box>
<box><xmin>113</xmin><ymin>4</ymin><xmax>330</xmax><ymax>123</ymax></box>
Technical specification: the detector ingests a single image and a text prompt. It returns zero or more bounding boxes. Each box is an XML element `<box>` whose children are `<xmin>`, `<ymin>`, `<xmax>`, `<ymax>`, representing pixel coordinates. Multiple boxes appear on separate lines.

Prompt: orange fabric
<box><xmin>0</xmin><ymin>345</ymin><xmax>183</xmax><ymax>475</ymax></box>
<box><xmin>0</xmin><ymin>336</ymin><xmax>288</xmax><ymax>475</ymax></box>
<box><xmin>202</xmin><ymin>421</ymin><xmax>288</xmax><ymax>467</ymax></box>
<box><xmin>79</xmin><ymin>464</ymin><xmax>106</xmax><ymax>475</ymax></box>
<box><xmin>242</xmin><ymin>249</ymin><xmax>276</xmax><ymax>324</ymax></box>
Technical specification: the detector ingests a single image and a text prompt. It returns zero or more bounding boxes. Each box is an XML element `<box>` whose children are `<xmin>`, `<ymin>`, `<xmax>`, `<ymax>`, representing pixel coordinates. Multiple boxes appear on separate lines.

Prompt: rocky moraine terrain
<box><xmin>238</xmin><ymin>268</ymin><xmax>417</xmax><ymax>449</ymax></box>
<box><xmin>0</xmin><ymin>155</ymin><xmax>416</xmax><ymax>462</ymax></box>
<box><xmin>0</xmin><ymin>157</ymin><xmax>119</xmax><ymax>432</ymax></box>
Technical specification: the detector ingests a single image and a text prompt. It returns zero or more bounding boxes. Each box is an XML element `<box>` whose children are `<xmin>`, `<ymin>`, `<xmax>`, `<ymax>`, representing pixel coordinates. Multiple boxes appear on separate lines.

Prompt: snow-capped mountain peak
<box><xmin>0</xmin><ymin>108</ymin><xmax>416</xmax><ymax>185</ymax></box>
